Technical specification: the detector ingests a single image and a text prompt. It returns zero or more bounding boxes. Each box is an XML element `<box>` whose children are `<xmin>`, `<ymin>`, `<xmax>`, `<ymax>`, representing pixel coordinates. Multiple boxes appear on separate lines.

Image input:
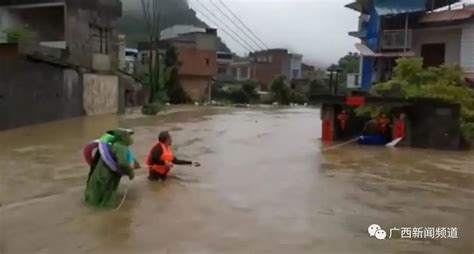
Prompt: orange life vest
<box><xmin>145</xmin><ymin>142</ymin><xmax>174</xmax><ymax>175</ymax></box>
<box><xmin>337</xmin><ymin>111</ymin><xmax>348</xmax><ymax>130</ymax></box>
<box><xmin>377</xmin><ymin>116</ymin><xmax>390</xmax><ymax>132</ymax></box>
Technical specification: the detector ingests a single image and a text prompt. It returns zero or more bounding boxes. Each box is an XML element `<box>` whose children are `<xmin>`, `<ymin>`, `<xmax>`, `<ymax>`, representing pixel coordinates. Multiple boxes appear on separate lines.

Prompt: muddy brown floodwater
<box><xmin>0</xmin><ymin>106</ymin><xmax>473</xmax><ymax>254</ymax></box>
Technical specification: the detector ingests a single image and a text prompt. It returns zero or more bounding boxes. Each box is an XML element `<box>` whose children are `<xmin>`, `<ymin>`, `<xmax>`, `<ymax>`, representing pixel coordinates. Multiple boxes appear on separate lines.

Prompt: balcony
<box><xmin>381</xmin><ymin>29</ymin><xmax>413</xmax><ymax>50</ymax></box>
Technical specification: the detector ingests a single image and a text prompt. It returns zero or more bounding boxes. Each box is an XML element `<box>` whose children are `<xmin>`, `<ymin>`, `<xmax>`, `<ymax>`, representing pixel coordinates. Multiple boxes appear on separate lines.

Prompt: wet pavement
<box><xmin>0</xmin><ymin>106</ymin><xmax>473</xmax><ymax>254</ymax></box>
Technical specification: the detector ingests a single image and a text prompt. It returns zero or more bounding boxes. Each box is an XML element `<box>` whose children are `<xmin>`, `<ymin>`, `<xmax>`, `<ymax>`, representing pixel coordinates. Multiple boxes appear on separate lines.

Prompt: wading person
<box><xmin>84</xmin><ymin>129</ymin><xmax>136</xmax><ymax>209</ymax></box>
<box><xmin>99</xmin><ymin>129</ymin><xmax>141</xmax><ymax>169</ymax></box>
<box><xmin>145</xmin><ymin>131</ymin><xmax>200</xmax><ymax>181</ymax></box>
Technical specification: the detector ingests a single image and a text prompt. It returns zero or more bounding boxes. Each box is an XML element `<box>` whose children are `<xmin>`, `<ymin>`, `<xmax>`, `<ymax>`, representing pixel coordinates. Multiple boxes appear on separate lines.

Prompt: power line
<box><xmin>191</xmin><ymin>0</ymin><xmax>258</xmax><ymax>52</ymax></box>
<box><xmin>190</xmin><ymin>3</ymin><xmax>253</xmax><ymax>53</ymax></box>
<box><xmin>217</xmin><ymin>0</ymin><xmax>269</xmax><ymax>49</ymax></box>
<box><xmin>209</xmin><ymin>0</ymin><xmax>265</xmax><ymax>51</ymax></box>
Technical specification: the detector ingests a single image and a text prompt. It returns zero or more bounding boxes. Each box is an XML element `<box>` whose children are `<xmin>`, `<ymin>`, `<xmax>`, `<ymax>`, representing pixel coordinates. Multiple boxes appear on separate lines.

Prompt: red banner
<box><xmin>346</xmin><ymin>96</ymin><xmax>366</xmax><ymax>106</ymax></box>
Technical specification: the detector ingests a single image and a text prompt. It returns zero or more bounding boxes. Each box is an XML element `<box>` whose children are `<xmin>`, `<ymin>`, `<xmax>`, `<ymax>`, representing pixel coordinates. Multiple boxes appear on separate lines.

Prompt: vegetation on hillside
<box><xmin>119</xmin><ymin>0</ymin><xmax>230</xmax><ymax>52</ymax></box>
<box><xmin>356</xmin><ymin>57</ymin><xmax>474</xmax><ymax>140</ymax></box>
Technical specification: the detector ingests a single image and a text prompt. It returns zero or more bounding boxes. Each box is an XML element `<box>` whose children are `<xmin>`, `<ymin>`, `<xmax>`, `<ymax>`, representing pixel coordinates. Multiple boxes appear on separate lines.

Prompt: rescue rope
<box><xmin>320</xmin><ymin>137</ymin><xmax>360</xmax><ymax>151</ymax></box>
<box><xmin>116</xmin><ymin>180</ymin><xmax>132</xmax><ymax>211</ymax></box>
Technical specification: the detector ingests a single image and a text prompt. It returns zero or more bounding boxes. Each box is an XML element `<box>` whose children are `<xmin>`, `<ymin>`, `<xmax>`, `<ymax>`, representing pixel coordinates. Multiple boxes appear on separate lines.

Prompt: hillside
<box><xmin>119</xmin><ymin>0</ymin><xmax>231</xmax><ymax>52</ymax></box>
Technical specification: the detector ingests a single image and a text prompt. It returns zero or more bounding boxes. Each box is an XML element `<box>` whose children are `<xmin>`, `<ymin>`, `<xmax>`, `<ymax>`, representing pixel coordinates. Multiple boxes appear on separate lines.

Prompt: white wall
<box><xmin>289</xmin><ymin>54</ymin><xmax>302</xmax><ymax>79</ymax></box>
<box><xmin>412</xmin><ymin>27</ymin><xmax>462</xmax><ymax>65</ymax></box>
<box><xmin>461</xmin><ymin>23</ymin><xmax>474</xmax><ymax>73</ymax></box>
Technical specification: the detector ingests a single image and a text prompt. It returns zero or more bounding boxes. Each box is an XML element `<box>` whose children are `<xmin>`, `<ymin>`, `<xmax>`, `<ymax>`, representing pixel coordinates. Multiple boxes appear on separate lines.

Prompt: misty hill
<box><xmin>119</xmin><ymin>0</ymin><xmax>231</xmax><ymax>52</ymax></box>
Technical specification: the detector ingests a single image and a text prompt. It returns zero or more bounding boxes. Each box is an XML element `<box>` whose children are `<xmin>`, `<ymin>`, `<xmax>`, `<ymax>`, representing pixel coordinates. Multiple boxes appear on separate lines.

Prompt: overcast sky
<box><xmin>188</xmin><ymin>0</ymin><xmax>359</xmax><ymax>67</ymax></box>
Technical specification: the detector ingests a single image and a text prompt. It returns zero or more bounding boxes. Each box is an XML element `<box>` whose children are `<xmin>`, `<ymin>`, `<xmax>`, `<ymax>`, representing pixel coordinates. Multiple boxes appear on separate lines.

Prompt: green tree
<box><xmin>338</xmin><ymin>52</ymin><xmax>360</xmax><ymax>74</ymax></box>
<box><xmin>308</xmin><ymin>78</ymin><xmax>330</xmax><ymax>95</ymax></box>
<box><xmin>163</xmin><ymin>45</ymin><xmax>190</xmax><ymax>104</ymax></box>
<box><xmin>271</xmin><ymin>76</ymin><xmax>291</xmax><ymax>105</ymax></box>
<box><xmin>357</xmin><ymin>57</ymin><xmax>474</xmax><ymax>140</ymax></box>
<box><xmin>327</xmin><ymin>52</ymin><xmax>360</xmax><ymax>93</ymax></box>
<box><xmin>241</xmin><ymin>81</ymin><xmax>259</xmax><ymax>101</ymax></box>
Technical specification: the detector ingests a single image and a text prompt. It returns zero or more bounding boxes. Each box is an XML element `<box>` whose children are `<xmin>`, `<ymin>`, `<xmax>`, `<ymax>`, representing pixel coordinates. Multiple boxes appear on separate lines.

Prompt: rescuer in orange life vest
<box><xmin>377</xmin><ymin>114</ymin><xmax>391</xmax><ymax>135</ymax></box>
<box><xmin>337</xmin><ymin>110</ymin><xmax>349</xmax><ymax>131</ymax></box>
<box><xmin>146</xmin><ymin>131</ymin><xmax>200</xmax><ymax>181</ymax></box>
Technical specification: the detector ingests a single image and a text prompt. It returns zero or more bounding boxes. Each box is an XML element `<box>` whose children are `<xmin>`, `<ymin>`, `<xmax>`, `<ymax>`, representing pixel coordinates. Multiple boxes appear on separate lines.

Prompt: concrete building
<box><xmin>0</xmin><ymin>0</ymin><xmax>122</xmax><ymax>72</ymax></box>
<box><xmin>0</xmin><ymin>0</ymin><xmax>129</xmax><ymax>131</ymax></box>
<box><xmin>229</xmin><ymin>49</ymin><xmax>303</xmax><ymax>91</ymax></box>
<box><xmin>229</xmin><ymin>58</ymin><xmax>252</xmax><ymax>82</ymax></box>
<box><xmin>137</xmin><ymin>26</ymin><xmax>218</xmax><ymax>101</ymax></box>
<box><xmin>346</xmin><ymin>0</ymin><xmax>474</xmax><ymax>90</ymax></box>
<box><xmin>217</xmin><ymin>51</ymin><xmax>233</xmax><ymax>75</ymax></box>
<box><xmin>288</xmin><ymin>54</ymin><xmax>303</xmax><ymax>79</ymax></box>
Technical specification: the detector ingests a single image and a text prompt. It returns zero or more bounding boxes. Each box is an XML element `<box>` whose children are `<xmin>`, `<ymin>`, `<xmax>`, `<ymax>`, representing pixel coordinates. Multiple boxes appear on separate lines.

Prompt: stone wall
<box><xmin>0</xmin><ymin>58</ymin><xmax>83</xmax><ymax>130</ymax></box>
<box><xmin>83</xmin><ymin>74</ymin><xmax>118</xmax><ymax>116</ymax></box>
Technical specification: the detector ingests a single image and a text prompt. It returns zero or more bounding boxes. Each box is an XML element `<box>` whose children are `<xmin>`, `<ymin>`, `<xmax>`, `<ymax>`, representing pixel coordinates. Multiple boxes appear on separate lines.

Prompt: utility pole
<box><xmin>208</xmin><ymin>77</ymin><xmax>213</xmax><ymax>103</ymax></box>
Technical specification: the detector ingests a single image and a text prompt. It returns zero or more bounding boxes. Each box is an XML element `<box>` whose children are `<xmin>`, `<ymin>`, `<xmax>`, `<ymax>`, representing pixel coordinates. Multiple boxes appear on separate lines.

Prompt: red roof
<box><xmin>419</xmin><ymin>9</ymin><xmax>474</xmax><ymax>23</ymax></box>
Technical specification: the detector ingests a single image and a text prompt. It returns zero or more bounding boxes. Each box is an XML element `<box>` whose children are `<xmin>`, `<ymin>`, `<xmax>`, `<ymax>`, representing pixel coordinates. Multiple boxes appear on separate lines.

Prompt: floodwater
<box><xmin>0</xmin><ymin>106</ymin><xmax>473</xmax><ymax>254</ymax></box>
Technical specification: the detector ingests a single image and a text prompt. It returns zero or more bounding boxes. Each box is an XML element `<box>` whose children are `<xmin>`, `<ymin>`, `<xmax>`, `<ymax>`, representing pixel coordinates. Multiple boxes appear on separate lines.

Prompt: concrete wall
<box><xmin>83</xmin><ymin>74</ymin><xmax>118</xmax><ymax>116</ymax></box>
<box><xmin>9</xmin><ymin>6</ymin><xmax>65</xmax><ymax>42</ymax></box>
<box><xmin>0</xmin><ymin>58</ymin><xmax>83</xmax><ymax>130</ymax></box>
<box><xmin>411</xmin><ymin>103</ymin><xmax>461</xmax><ymax>150</ymax></box>
<box><xmin>64</xmin><ymin>0</ymin><xmax>122</xmax><ymax>71</ymax></box>
<box><xmin>461</xmin><ymin>23</ymin><xmax>474</xmax><ymax>73</ymax></box>
<box><xmin>412</xmin><ymin>27</ymin><xmax>462</xmax><ymax>65</ymax></box>
<box><xmin>194</xmin><ymin>33</ymin><xmax>217</xmax><ymax>51</ymax></box>
<box><xmin>181</xmin><ymin>77</ymin><xmax>209</xmax><ymax>102</ymax></box>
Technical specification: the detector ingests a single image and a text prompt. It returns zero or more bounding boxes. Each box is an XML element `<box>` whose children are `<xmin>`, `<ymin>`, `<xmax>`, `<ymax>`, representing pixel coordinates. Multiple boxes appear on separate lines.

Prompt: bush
<box><xmin>271</xmin><ymin>76</ymin><xmax>291</xmax><ymax>105</ymax></box>
<box><xmin>361</xmin><ymin>57</ymin><xmax>474</xmax><ymax>141</ymax></box>
<box><xmin>141</xmin><ymin>102</ymin><xmax>163</xmax><ymax>115</ymax></box>
<box><xmin>229</xmin><ymin>89</ymin><xmax>251</xmax><ymax>104</ymax></box>
<box><xmin>241</xmin><ymin>81</ymin><xmax>259</xmax><ymax>101</ymax></box>
<box><xmin>289</xmin><ymin>91</ymin><xmax>308</xmax><ymax>104</ymax></box>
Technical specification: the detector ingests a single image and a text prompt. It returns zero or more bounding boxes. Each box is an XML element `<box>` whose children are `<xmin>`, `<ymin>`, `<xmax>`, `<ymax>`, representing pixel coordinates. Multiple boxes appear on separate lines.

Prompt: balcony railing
<box><xmin>381</xmin><ymin>29</ymin><xmax>412</xmax><ymax>50</ymax></box>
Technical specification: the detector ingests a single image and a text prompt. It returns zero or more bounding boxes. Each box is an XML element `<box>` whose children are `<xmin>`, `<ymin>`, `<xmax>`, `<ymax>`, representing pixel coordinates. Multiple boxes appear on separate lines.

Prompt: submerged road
<box><xmin>0</xmin><ymin>106</ymin><xmax>473</xmax><ymax>254</ymax></box>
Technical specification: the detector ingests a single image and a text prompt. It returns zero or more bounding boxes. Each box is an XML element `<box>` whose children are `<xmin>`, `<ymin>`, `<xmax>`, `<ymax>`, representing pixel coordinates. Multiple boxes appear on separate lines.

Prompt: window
<box><xmin>421</xmin><ymin>43</ymin><xmax>446</xmax><ymax>67</ymax></box>
<box><xmin>268</xmin><ymin>56</ymin><xmax>272</xmax><ymax>63</ymax></box>
<box><xmin>90</xmin><ymin>24</ymin><xmax>110</xmax><ymax>54</ymax></box>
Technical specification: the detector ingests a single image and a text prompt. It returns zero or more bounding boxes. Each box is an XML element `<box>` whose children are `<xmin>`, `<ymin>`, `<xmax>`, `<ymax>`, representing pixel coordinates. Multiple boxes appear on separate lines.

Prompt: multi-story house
<box><xmin>137</xmin><ymin>26</ymin><xmax>218</xmax><ymax>101</ymax></box>
<box><xmin>0</xmin><ymin>0</ymin><xmax>126</xmax><ymax>130</ymax></box>
<box><xmin>229</xmin><ymin>49</ymin><xmax>303</xmax><ymax>91</ymax></box>
<box><xmin>346</xmin><ymin>0</ymin><xmax>474</xmax><ymax>90</ymax></box>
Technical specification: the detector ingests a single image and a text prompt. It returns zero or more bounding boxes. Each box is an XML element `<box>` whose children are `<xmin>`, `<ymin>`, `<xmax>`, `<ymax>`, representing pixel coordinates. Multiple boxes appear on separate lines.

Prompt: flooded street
<box><xmin>0</xmin><ymin>106</ymin><xmax>473</xmax><ymax>254</ymax></box>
